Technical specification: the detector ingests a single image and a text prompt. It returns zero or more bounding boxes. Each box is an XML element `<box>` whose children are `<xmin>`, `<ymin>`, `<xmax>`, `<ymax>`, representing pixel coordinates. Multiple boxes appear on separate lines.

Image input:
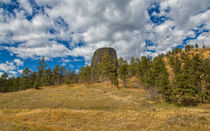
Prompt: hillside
<box><xmin>0</xmin><ymin>84</ymin><xmax>209</xmax><ymax>131</ymax></box>
<box><xmin>164</xmin><ymin>47</ymin><xmax>210</xmax><ymax>82</ymax></box>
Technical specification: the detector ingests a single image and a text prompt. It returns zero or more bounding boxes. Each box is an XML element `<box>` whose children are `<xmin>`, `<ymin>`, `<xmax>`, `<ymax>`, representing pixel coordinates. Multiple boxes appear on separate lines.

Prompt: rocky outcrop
<box><xmin>91</xmin><ymin>47</ymin><xmax>117</xmax><ymax>68</ymax></box>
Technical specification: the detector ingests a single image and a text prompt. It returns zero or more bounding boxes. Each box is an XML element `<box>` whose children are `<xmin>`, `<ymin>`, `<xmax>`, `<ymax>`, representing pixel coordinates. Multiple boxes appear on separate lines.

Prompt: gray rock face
<box><xmin>91</xmin><ymin>47</ymin><xmax>118</xmax><ymax>68</ymax></box>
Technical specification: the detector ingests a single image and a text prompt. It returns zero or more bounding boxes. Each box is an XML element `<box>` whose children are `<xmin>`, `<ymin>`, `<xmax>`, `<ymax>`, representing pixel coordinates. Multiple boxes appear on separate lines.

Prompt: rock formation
<box><xmin>91</xmin><ymin>47</ymin><xmax>118</xmax><ymax>68</ymax></box>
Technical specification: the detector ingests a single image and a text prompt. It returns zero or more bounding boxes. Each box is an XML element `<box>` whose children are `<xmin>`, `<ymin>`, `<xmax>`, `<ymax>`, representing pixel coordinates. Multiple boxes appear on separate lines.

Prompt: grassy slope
<box><xmin>164</xmin><ymin>47</ymin><xmax>210</xmax><ymax>83</ymax></box>
<box><xmin>0</xmin><ymin>84</ymin><xmax>209</xmax><ymax>131</ymax></box>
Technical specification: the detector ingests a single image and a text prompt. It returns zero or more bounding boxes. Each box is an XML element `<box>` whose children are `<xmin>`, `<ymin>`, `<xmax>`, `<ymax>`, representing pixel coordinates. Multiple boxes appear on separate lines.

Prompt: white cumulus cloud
<box><xmin>0</xmin><ymin>0</ymin><xmax>209</xmax><ymax>62</ymax></box>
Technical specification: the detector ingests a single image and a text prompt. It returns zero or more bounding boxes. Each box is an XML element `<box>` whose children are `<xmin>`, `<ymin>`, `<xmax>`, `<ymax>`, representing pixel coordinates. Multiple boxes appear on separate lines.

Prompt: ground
<box><xmin>0</xmin><ymin>84</ymin><xmax>209</xmax><ymax>131</ymax></box>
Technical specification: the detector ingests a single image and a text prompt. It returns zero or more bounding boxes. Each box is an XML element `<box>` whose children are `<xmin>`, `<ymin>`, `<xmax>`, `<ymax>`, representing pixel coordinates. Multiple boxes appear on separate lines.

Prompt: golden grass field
<box><xmin>0</xmin><ymin>83</ymin><xmax>209</xmax><ymax>131</ymax></box>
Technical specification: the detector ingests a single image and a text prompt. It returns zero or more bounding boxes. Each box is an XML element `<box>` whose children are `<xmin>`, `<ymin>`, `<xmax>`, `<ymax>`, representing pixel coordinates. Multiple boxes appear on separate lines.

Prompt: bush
<box><xmin>33</xmin><ymin>81</ymin><xmax>40</xmax><ymax>89</ymax></box>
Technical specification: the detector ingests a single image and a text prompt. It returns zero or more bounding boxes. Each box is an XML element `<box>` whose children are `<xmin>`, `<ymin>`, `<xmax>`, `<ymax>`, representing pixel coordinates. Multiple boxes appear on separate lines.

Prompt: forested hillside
<box><xmin>0</xmin><ymin>45</ymin><xmax>209</xmax><ymax>106</ymax></box>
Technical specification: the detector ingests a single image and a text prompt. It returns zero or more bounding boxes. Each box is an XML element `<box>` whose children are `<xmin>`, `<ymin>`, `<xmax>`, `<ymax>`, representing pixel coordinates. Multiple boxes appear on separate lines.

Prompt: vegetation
<box><xmin>0</xmin><ymin>45</ymin><xmax>209</xmax><ymax>130</ymax></box>
<box><xmin>0</xmin><ymin>46</ymin><xmax>210</xmax><ymax>106</ymax></box>
<box><xmin>0</xmin><ymin>84</ymin><xmax>209</xmax><ymax>130</ymax></box>
<box><xmin>0</xmin><ymin>56</ymin><xmax>76</xmax><ymax>92</ymax></box>
<box><xmin>118</xmin><ymin>57</ymin><xmax>129</xmax><ymax>88</ymax></box>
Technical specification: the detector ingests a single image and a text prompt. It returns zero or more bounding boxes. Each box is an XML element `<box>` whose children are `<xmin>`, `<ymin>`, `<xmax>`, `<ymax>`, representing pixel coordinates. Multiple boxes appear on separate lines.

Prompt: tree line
<box><xmin>0</xmin><ymin>44</ymin><xmax>209</xmax><ymax>106</ymax></box>
<box><xmin>0</xmin><ymin>57</ymin><xmax>77</xmax><ymax>92</ymax></box>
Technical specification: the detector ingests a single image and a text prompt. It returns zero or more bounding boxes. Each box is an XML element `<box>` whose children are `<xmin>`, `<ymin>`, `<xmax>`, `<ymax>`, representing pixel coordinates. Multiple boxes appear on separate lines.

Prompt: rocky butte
<box><xmin>91</xmin><ymin>47</ymin><xmax>118</xmax><ymax>68</ymax></box>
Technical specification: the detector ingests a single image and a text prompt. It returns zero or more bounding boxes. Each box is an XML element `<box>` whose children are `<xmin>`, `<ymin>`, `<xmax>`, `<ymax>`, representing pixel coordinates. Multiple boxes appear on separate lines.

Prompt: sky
<box><xmin>0</xmin><ymin>0</ymin><xmax>210</xmax><ymax>77</ymax></box>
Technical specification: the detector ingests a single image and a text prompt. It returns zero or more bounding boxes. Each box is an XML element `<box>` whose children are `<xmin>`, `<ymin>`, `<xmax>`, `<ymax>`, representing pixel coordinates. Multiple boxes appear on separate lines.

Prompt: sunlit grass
<box><xmin>0</xmin><ymin>83</ymin><xmax>209</xmax><ymax>130</ymax></box>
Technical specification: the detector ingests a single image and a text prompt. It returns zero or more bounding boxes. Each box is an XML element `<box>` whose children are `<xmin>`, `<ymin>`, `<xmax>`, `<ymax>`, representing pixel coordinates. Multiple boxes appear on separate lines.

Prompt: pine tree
<box><xmin>1</xmin><ymin>72</ymin><xmax>8</xmax><ymax>79</ymax></box>
<box><xmin>129</xmin><ymin>56</ymin><xmax>136</xmax><ymax>77</ymax></box>
<box><xmin>119</xmin><ymin>62</ymin><xmax>129</xmax><ymax>88</ymax></box>
<box><xmin>145</xmin><ymin>66</ymin><xmax>155</xmax><ymax>88</ymax></box>
<box><xmin>0</xmin><ymin>72</ymin><xmax>9</xmax><ymax>92</ymax></box>
<box><xmin>41</xmin><ymin>67</ymin><xmax>53</xmax><ymax>86</ymax></box>
<box><xmin>20</xmin><ymin>68</ymin><xmax>33</xmax><ymax>90</ymax></box>
<box><xmin>172</xmin><ymin>48</ymin><xmax>181</xmax><ymax>55</ymax></box>
<box><xmin>144</xmin><ymin>55</ymin><xmax>172</xmax><ymax>102</ymax></box>
<box><xmin>185</xmin><ymin>45</ymin><xmax>191</xmax><ymax>52</ymax></box>
<box><xmin>158</xmin><ymin>68</ymin><xmax>172</xmax><ymax>102</ymax></box>
<box><xmin>80</xmin><ymin>65</ymin><xmax>92</xmax><ymax>83</ymax></box>
<box><xmin>65</xmin><ymin>69</ymin><xmax>74</xmax><ymax>84</ymax></box>
<box><xmin>101</xmin><ymin>53</ymin><xmax>119</xmax><ymax>87</ymax></box>
<box><xmin>173</xmin><ymin>56</ymin><xmax>181</xmax><ymax>74</ymax></box>
<box><xmin>52</xmin><ymin>65</ymin><xmax>59</xmax><ymax>85</ymax></box>
<box><xmin>34</xmin><ymin>56</ymin><xmax>47</xmax><ymax>88</ymax></box>
<box><xmin>172</xmin><ymin>55</ymin><xmax>200</xmax><ymax>106</ymax></box>
<box><xmin>137</xmin><ymin>56</ymin><xmax>150</xmax><ymax>84</ymax></box>
<box><xmin>203</xmin><ymin>58</ymin><xmax>210</xmax><ymax>102</ymax></box>
<box><xmin>154</xmin><ymin>56</ymin><xmax>171</xmax><ymax>101</ymax></box>
<box><xmin>190</xmin><ymin>54</ymin><xmax>205</xmax><ymax>103</ymax></box>
<box><xmin>118</xmin><ymin>57</ymin><xmax>124</xmax><ymax>67</ymax></box>
<box><xmin>195</xmin><ymin>43</ymin><xmax>199</xmax><ymax>48</ymax></box>
<box><xmin>173</xmin><ymin>72</ymin><xmax>199</xmax><ymax>106</ymax></box>
<box><xmin>58</xmin><ymin>66</ymin><xmax>66</xmax><ymax>85</ymax></box>
<box><xmin>11</xmin><ymin>77</ymin><xmax>20</xmax><ymax>91</ymax></box>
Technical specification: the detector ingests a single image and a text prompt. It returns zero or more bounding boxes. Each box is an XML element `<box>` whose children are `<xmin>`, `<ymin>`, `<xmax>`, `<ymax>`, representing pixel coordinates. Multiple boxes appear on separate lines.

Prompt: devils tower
<box><xmin>91</xmin><ymin>47</ymin><xmax>118</xmax><ymax>68</ymax></box>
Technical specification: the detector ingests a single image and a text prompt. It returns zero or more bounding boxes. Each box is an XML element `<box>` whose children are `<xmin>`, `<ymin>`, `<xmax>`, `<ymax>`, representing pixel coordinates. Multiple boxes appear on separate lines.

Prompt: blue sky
<box><xmin>0</xmin><ymin>0</ymin><xmax>210</xmax><ymax>77</ymax></box>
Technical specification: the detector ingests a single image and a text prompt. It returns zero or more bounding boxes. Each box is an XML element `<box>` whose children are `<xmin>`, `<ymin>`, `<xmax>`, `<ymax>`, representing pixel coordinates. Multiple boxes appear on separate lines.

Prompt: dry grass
<box><xmin>163</xmin><ymin>57</ymin><xmax>174</xmax><ymax>83</ymax></box>
<box><xmin>164</xmin><ymin>47</ymin><xmax>210</xmax><ymax>83</ymax></box>
<box><xmin>0</xmin><ymin>84</ymin><xmax>209</xmax><ymax>131</ymax></box>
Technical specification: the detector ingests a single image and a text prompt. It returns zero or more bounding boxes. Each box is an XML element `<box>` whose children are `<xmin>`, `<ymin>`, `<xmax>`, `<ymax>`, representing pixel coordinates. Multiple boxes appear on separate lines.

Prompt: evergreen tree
<box><xmin>41</xmin><ymin>67</ymin><xmax>53</xmax><ymax>86</ymax></box>
<box><xmin>129</xmin><ymin>56</ymin><xmax>136</xmax><ymax>77</ymax></box>
<box><xmin>65</xmin><ymin>80</ymin><xmax>71</xmax><ymax>87</ymax></box>
<box><xmin>172</xmin><ymin>55</ymin><xmax>200</xmax><ymax>106</ymax></box>
<box><xmin>203</xmin><ymin>58</ymin><xmax>210</xmax><ymax>102</ymax></box>
<box><xmin>191</xmin><ymin>54</ymin><xmax>205</xmax><ymax>103</ymax></box>
<box><xmin>145</xmin><ymin>56</ymin><xmax>171</xmax><ymax>102</ymax></box>
<box><xmin>11</xmin><ymin>77</ymin><xmax>20</xmax><ymax>91</ymax></box>
<box><xmin>20</xmin><ymin>68</ymin><xmax>33</xmax><ymax>90</ymax></box>
<box><xmin>58</xmin><ymin>66</ymin><xmax>66</xmax><ymax>85</ymax></box>
<box><xmin>34</xmin><ymin>56</ymin><xmax>47</xmax><ymax>88</ymax></box>
<box><xmin>119</xmin><ymin>61</ymin><xmax>129</xmax><ymax>88</ymax></box>
<box><xmin>101</xmin><ymin>53</ymin><xmax>119</xmax><ymax>87</ymax></box>
<box><xmin>185</xmin><ymin>45</ymin><xmax>191</xmax><ymax>52</ymax></box>
<box><xmin>118</xmin><ymin>57</ymin><xmax>124</xmax><ymax>67</ymax></box>
<box><xmin>172</xmin><ymin>72</ymin><xmax>199</xmax><ymax>106</ymax></box>
<box><xmin>173</xmin><ymin>56</ymin><xmax>181</xmax><ymax>74</ymax></box>
<box><xmin>80</xmin><ymin>65</ymin><xmax>92</xmax><ymax>83</ymax></box>
<box><xmin>1</xmin><ymin>72</ymin><xmax>8</xmax><ymax>79</ymax></box>
<box><xmin>145</xmin><ymin>66</ymin><xmax>155</xmax><ymax>88</ymax></box>
<box><xmin>172</xmin><ymin>48</ymin><xmax>181</xmax><ymax>55</ymax></box>
<box><xmin>137</xmin><ymin>56</ymin><xmax>150</xmax><ymax>84</ymax></box>
<box><xmin>65</xmin><ymin>68</ymin><xmax>75</xmax><ymax>84</ymax></box>
<box><xmin>0</xmin><ymin>72</ymin><xmax>9</xmax><ymax>92</ymax></box>
<box><xmin>52</xmin><ymin>65</ymin><xmax>59</xmax><ymax>85</ymax></box>
<box><xmin>158</xmin><ymin>67</ymin><xmax>172</xmax><ymax>102</ymax></box>
<box><xmin>195</xmin><ymin>43</ymin><xmax>199</xmax><ymax>48</ymax></box>
<box><xmin>153</xmin><ymin>56</ymin><xmax>171</xmax><ymax>101</ymax></box>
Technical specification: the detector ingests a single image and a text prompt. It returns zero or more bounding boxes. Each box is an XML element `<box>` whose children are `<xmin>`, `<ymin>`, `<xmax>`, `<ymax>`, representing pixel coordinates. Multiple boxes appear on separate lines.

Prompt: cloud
<box><xmin>0</xmin><ymin>0</ymin><xmax>209</xmax><ymax>62</ymax></box>
<box><xmin>144</xmin><ymin>0</ymin><xmax>210</xmax><ymax>57</ymax></box>
<box><xmin>18</xmin><ymin>69</ymin><xmax>23</xmax><ymax>74</ymax></box>
<box><xmin>7</xmin><ymin>41</ymin><xmax>71</xmax><ymax>59</ymax></box>
<box><xmin>43</xmin><ymin>0</ymin><xmax>148</xmax><ymax>60</ymax></box>
<box><xmin>0</xmin><ymin>59</ymin><xmax>23</xmax><ymax>76</ymax></box>
<box><xmin>8</xmin><ymin>70</ymin><xmax>17</xmax><ymax>76</ymax></box>
<box><xmin>18</xmin><ymin>0</ymin><xmax>33</xmax><ymax>14</ymax></box>
<box><xmin>14</xmin><ymin>59</ymin><xmax>23</xmax><ymax>66</ymax></box>
<box><xmin>0</xmin><ymin>61</ymin><xmax>16</xmax><ymax>72</ymax></box>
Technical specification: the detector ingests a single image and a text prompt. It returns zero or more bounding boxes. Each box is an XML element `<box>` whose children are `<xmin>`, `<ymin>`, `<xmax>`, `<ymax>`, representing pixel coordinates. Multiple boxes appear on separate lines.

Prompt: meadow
<box><xmin>0</xmin><ymin>83</ymin><xmax>209</xmax><ymax>131</ymax></box>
